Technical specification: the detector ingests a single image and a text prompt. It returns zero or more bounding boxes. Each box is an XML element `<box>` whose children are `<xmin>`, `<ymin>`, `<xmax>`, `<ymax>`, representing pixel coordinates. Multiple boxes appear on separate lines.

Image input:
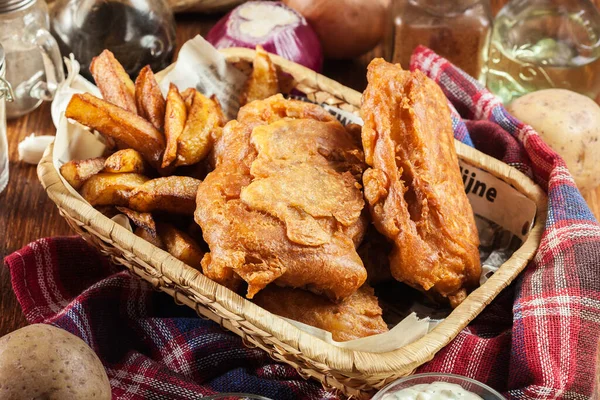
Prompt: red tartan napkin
<box><xmin>4</xmin><ymin>47</ymin><xmax>600</xmax><ymax>399</ymax></box>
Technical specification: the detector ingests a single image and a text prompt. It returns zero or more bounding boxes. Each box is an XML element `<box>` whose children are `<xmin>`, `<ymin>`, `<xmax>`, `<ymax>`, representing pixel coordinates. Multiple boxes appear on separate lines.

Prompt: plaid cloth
<box><xmin>4</xmin><ymin>47</ymin><xmax>600</xmax><ymax>399</ymax></box>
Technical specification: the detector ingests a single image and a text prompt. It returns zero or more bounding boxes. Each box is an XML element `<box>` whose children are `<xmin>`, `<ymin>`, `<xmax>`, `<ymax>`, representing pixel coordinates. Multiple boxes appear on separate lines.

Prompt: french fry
<box><xmin>128</xmin><ymin>176</ymin><xmax>201</xmax><ymax>215</ymax></box>
<box><xmin>60</xmin><ymin>157</ymin><xmax>106</xmax><ymax>190</ymax></box>
<box><xmin>80</xmin><ymin>173</ymin><xmax>148</xmax><ymax>206</ymax></box>
<box><xmin>181</xmin><ymin>88</ymin><xmax>195</xmax><ymax>110</ymax></box>
<box><xmin>157</xmin><ymin>223</ymin><xmax>204</xmax><ymax>270</ymax></box>
<box><xmin>175</xmin><ymin>91</ymin><xmax>225</xmax><ymax>167</ymax></box>
<box><xmin>65</xmin><ymin>93</ymin><xmax>165</xmax><ymax>169</ymax></box>
<box><xmin>135</xmin><ymin>226</ymin><xmax>165</xmax><ymax>249</ymax></box>
<box><xmin>162</xmin><ymin>84</ymin><xmax>187</xmax><ymax>168</ymax></box>
<box><xmin>240</xmin><ymin>45</ymin><xmax>279</xmax><ymax>106</ymax></box>
<box><xmin>135</xmin><ymin>66</ymin><xmax>166</xmax><ymax>131</ymax></box>
<box><xmin>115</xmin><ymin>206</ymin><xmax>156</xmax><ymax>234</ymax></box>
<box><xmin>104</xmin><ymin>149</ymin><xmax>146</xmax><ymax>174</ymax></box>
<box><xmin>90</xmin><ymin>49</ymin><xmax>137</xmax><ymax>113</ymax></box>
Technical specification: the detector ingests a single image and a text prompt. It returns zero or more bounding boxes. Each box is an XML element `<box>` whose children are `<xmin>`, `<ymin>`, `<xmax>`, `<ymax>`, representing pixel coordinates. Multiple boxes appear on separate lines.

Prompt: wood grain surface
<box><xmin>2</xmin><ymin>1</ymin><xmax>600</xmax><ymax>341</ymax></box>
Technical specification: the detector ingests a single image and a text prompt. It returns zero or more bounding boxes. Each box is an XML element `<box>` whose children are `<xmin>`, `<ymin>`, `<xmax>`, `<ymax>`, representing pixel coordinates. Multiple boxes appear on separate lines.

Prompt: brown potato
<box><xmin>135</xmin><ymin>226</ymin><xmax>165</xmax><ymax>249</ymax></box>
<box><xmin>175</xmin><ymin>91</ymin><xmax>225</xmax><ymax>167</ymax></box>
<box><xmin>157</xmin><ymin>223</ymin><xmax>204</xmax><ymax>270</ymax></box>
<box><xmin>128</xmin><ymin>176</ymin><xmax>201</xmax><ymax>215</ymax></box>
<box><xmin>65</xmin><ymin>93</ymin><xmax>165</xmax><ymax>168</ymax></box>
<box><xmin>60</xmin><ymin>157</ymin><xmax>106</xmax><ymax>190</ymax></box>
<box><xmin>116</xmin><ymin>206</ymin><xmax>156</xmax><ymax>233</ymax></box>
<box><xmin>90</xmin><ymin>49</ymin><xmax>136</xmax><ymax>113</ymax></box>
<box><xmin>162</xmin><ymin>84</ymin><xmax>187</xmax><ymax>168</ymax></box>
<box><xmin>135</xmin><ymin>65</ymin><xmax>165</xmax><ymax>131</ymax></box>
<box><xmin>240</xmin><ymin>45</ymin><xmax>279</xmax><ymax>106</ymax></box>
<box><xmin>80</xmin><ymin>172</ymin><xmax>148</xmax><ymax>206</ymax></box>
<box><xmin>104</xmin><ymin>149</ymin><xmax>146</xmax><ymax>174</ymax></box>
<box><xmin>181</xmin><ymin>88</ymin><xmax>195</xmax><ymax>110</ymax></box>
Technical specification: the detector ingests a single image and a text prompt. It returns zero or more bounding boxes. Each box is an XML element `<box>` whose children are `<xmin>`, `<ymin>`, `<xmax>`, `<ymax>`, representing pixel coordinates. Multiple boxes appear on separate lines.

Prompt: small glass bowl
<box><xmin>372</xmin><ymin>373</ymin><xmax>506</xmax><ymax>400</ymax></box>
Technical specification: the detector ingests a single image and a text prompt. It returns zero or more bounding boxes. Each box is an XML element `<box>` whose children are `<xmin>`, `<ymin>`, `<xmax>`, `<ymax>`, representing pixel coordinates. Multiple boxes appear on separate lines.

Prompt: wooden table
<box><xmin>2</xmin><ymin>3</ymin><xmax>600</xmax><ymax>338</ymax></box>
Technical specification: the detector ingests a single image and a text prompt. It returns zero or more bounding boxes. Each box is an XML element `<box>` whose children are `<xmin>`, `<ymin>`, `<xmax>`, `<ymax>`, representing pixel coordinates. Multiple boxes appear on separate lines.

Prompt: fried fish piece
<box><xmin>90</xmin><ymin>50</ymin><xmax>136</xmax><ymax>114</ymax></box>
<box><xmin>196</xmin><ymin>96</ymin><xmax>367</xmax><ymax>300</ymax></box>
<box><xmin>361</xmin><ymin>59</ymin><xmax>481</xmax><ymax>308</ymax></box>
<box><xmin>65</xmin><ymin>93</ymin><xmax>165</xmax><ymax>169</ymax></box>
<box><xmin>240</xmin><ymin>45</ymin><xmax>279</xmax><ymax>106</ymax></box>
<box><xmin>253</xmin><ymin>285</ymin><xmax>388</xmax><ymax>342</ymax></box>
<box><xmin>135</xmin><ymin>65</ymin><xmax>166</xmax><ymax>131</ymax></box>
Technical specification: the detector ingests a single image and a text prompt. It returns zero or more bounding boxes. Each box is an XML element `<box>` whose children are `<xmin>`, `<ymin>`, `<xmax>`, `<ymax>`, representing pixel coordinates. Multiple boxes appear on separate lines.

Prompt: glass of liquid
<box><xmin>487</xmin><ymin>0</ymin><xmax>600</xmax><ymax>104</ymax></box>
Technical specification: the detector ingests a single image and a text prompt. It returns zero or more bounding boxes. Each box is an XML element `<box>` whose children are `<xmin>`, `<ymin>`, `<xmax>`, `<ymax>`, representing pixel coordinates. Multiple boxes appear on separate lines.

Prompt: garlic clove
<box><xmin>18</xmin><ymin>134</ymin><xmax>55</xmax><ymax>165</ymax></box>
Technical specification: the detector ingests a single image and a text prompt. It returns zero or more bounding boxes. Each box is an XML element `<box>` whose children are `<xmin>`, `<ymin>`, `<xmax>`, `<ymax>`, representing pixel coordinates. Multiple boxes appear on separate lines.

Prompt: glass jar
<box><xmin>0</xmin><ymin>0</ymin><xmax>64</xmax><ymax>119</ymax></box>
<box><xmin>487</xmin><ymin>0</ymin><xmax>600</xmax><ymax>104</ymax></box>
<box><xmin>390</xmin><ymin>0</ymin><xmax>493</xmax><ymax>84</ymax></box>
<box><xmin>0</xmin><ymin>43</ymin><xmax>14</xmax><ymax>193</ymax></box>
<box><xmin>50</xmin><ymin>0</ymin><xmax>177</xmax><ymax>81</ymax></box>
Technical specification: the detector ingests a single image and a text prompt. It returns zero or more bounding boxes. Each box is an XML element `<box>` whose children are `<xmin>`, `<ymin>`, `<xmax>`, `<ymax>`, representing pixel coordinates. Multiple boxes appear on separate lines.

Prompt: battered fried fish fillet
<box><xmin>253</xmin><ymin>285</ymin><xmax>388</xmax><ymax>342</ymax></box>
<box><xmin>195</xmin><ymin>95</ymin><xmax>368</xmax><ymax>300</ymax></box>
<box><xmin>361</xmin><ymin>59</ymin><xmax>481</xmax><ymax>308</ymax></box>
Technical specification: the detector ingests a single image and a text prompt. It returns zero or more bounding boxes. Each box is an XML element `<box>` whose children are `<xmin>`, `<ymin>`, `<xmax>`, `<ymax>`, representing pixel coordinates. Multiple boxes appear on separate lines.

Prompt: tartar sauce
<box><xmin>382</xmin><ymin>382</ymin><xmax>484</xmax><ymax>400</ymax></box>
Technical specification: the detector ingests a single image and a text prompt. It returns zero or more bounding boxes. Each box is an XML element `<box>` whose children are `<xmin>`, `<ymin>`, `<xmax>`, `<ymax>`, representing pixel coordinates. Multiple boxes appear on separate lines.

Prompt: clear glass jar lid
<box><xmin>0</xmin><ymin>0</ymin><xmax>36</xmax><ymax>13</ymax></box>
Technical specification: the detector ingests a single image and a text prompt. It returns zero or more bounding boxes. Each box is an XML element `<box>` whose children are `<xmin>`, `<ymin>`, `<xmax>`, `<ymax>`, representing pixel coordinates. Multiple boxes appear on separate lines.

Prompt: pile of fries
<box><xmin>61</xmin><ymin>47</ymin><xmax>279</xmax><ymax>270</ymax></box>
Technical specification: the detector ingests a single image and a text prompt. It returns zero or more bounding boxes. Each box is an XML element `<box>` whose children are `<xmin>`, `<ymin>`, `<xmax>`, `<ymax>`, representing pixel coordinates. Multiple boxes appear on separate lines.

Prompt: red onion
<box><xmin>206</xmin><ymin>1</ymin><xmax>323</xmax><ymax>72</ymax></box>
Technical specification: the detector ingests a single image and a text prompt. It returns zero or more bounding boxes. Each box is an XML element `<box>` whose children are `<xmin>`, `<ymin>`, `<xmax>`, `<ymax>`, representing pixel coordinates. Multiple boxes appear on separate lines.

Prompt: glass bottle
<box><xmin>390</xmin><ymin>0</ymin><xmax>493</xmax><ymax>84</ymax></box>
<box><xmin>0</xmin><ymin>43</ymin><xmax>14</xmax><ymax>193</ymax></box>
<box><xmin>50</xmin><ymin>0</ymin><xmax>177</xmax><ymax>81</ymax></box>
<box><xmin>487</xmin><ymin>0</ymin><xmax>600</xmax><ymax>104</ymax></box>
<box><xmin>0</xmin><ymin>0</ymin><xmax>65</xmax><ymax>119</ymax></box>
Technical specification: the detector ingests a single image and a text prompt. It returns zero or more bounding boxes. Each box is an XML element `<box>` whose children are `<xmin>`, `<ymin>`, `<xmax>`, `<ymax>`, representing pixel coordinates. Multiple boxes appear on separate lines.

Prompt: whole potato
<box><xmin>0</xmin><ymin>324</ymin><xmax>111</xmax><ymax>400</ymax></box>
<box><xmin>508</xmin><ymin>89</ymin><xmax>600</xmax><ymax>192</ymax></box>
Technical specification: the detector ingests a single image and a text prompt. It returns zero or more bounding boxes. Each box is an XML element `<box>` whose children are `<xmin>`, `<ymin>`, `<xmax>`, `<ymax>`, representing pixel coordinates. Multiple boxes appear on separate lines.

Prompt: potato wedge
<box><xmin>90</xmin><ymin>49</ymin><xmax>136</xmax><ymax>114</ymax></box>
<box><xmin>135</xmin><ymin>226</ymin><xmax>165</xmax><ymax>249</ymax></box>
<box><xmin>181</xmin><ymin>88</ymin><xmax>195</xmax><ymax>110</ymax></box>
<box><xmin>175</xmin><ymin>91</ymin><xmax>225</xmax><ymax>167</ymax></box>
<box><xmin>116</xmin><ymin>206</ymin><xmax>156</xmax><ymax>233</ymax></box>
<box><xmin>157</xmin><ymin>223</ymin><xmax>204</xmax><ymax>270</ymax></box>
<box><xmin>80</xmin><ymin>173</ymin><xmax>148</xmax><ymax>206</ymax></box>
<box><xmin>240</xmin><ymin>45</ymin><xmax>279</xmax><ymax>106</ymax></box>
<box><xmin>162</xmin><ymin>84</ymin><xmax>187</xmax><ymax>168</ymax></box>
<box><xmin>135</xmin><ymin>66</ymin><xmax>165</xmax><ymax>131</ymax></box>
<box><xmin>60</xmin><ymin>157</ymin><xmax>106</xmax><ymax>190</ymax></box>
<box><xmin>128</xmin><ymin>176</ymin><xmax>201</xmax><ymax>215</ymax></box>
<box><xmin>65</xmin><ymin>93</ymin><xmax>165</xmax><ymax>168</ymax></box>
<box><xmin>104</xmin><ymin>149</ymin><xmax>146</xmax><ymax>174</ymax></box>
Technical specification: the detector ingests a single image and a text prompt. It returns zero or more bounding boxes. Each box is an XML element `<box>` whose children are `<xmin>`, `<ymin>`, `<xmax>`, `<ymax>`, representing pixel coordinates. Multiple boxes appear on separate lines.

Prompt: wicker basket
<box><xmin>38</xmin><ymin>48</ymin><xmax>547</xmax><ymax>399</ymax></box>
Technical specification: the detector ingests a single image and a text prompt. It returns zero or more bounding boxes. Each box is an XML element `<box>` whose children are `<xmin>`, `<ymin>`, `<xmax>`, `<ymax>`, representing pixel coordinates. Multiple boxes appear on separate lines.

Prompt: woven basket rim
<box><xmin>38</xmin><ymin>47</ymin><xmax>548</xmax><ymax>377</ymax></box>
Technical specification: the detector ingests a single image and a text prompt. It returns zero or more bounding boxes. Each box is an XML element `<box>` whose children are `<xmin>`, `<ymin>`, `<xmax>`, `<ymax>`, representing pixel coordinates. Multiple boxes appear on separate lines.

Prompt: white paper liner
<box><xmin>49</xmin><ymin>35</ymin><xmax>537</xmax><ymax>353</ymax></box>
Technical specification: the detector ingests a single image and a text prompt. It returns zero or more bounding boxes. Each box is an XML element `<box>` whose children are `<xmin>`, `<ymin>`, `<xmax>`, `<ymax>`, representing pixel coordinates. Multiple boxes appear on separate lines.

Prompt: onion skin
<box><xmin>206</xmin><ymin>2</ymin><xmax>323</xmax><ymax>72</ymax></box>
<box><xmin>284</xmin><ymin>0</ymin><xmax>389</xmax><ymax>59</ymax></box>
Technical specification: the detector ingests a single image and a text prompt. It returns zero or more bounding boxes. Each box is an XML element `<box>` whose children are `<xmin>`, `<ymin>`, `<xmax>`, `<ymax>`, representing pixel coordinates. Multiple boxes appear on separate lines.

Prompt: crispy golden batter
<box><xmin>361</xmin><ymin>59</ymin><xmax>480</xmax><ymax>307</ymax></box>
<box><xmin>253</xmin><ymin>285</ymin><xmax>388</xmax><ymax>342</ymax></box>
<box><xmin>195</xmin><ymin>95</ymin><xmax>367</xmax><ymax>300</ymax></box>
